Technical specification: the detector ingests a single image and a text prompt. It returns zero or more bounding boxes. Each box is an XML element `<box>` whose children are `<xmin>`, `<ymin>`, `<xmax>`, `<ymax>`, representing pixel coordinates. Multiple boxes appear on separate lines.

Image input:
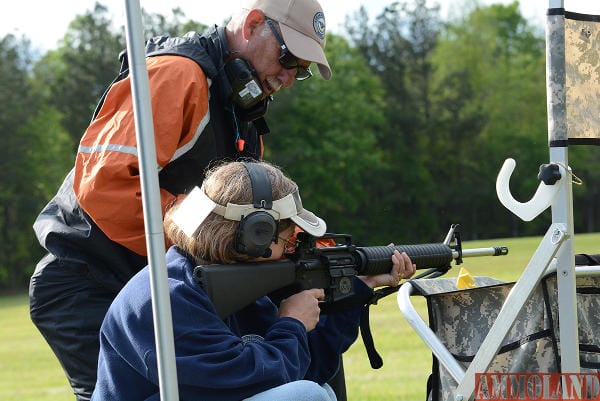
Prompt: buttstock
<box><xmin>194</xmin><ymin>260</ymin><xmax>296</xmax><ymax>318</ymax></box>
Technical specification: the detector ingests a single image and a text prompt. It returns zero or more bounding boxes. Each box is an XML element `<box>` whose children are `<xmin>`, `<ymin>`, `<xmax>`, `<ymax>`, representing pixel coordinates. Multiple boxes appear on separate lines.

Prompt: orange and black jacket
<box><xmin>33</xmin><ymin>28</ymin><xmax>267</xmax><ymax>290</ymax></box>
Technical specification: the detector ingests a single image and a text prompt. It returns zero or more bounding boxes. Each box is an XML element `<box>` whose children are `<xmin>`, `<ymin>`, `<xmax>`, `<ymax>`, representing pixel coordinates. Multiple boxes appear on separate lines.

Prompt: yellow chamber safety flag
<box><xmin>456</xmin><ymin>267</ymin><xmax>476</xmax><ymax>290</ymax></box>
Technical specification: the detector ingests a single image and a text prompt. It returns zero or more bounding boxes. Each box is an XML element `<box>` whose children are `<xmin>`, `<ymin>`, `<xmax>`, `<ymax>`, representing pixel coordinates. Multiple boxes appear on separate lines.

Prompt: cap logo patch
<box><xmin>313</xmin><ymin>12</ymin><xmax>326</xmax><ymax>40</ymax></box>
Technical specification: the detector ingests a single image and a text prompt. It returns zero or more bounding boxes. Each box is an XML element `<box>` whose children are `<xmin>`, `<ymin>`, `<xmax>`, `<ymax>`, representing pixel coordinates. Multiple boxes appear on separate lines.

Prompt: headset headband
<box><xmin>243</xmin><ymin>161</ymin><xmax>272</xmax><ymax>209</ymax></box>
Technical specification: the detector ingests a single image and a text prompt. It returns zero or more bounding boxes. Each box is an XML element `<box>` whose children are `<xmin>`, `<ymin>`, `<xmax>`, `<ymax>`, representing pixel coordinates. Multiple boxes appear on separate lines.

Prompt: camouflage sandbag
<box><xmin>410</xmin><ymin>273</ymin><xmax>600</xmax><ymax>401</ymax></box>
<box><xmin>543</xmin><ymin>274</ymin><xmax>600</xmax><ymax>371</ymax></box>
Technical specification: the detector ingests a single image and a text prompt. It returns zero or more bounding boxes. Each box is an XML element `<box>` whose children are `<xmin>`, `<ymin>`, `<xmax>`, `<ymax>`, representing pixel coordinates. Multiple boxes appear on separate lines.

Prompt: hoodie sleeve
<box><xmin>303</xmin><ymin>277</ymin><xmax>374</xmax><ymax>383</ymax></box>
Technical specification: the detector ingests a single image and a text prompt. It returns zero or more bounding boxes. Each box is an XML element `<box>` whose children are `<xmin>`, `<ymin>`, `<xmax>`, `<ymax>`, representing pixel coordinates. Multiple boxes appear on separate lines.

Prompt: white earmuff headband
<box><xmin>171</xmin><ymin>186</ymin><xmax>326</xmax><ymax>238</ymax></box>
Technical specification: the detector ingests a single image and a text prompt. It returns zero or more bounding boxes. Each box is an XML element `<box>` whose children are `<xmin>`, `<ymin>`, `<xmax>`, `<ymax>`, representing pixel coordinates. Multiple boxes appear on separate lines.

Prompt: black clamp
<box><xmin>537</xmin><ymin>163</ymin><xmax>562</xmax><ymax>185</ymax></box>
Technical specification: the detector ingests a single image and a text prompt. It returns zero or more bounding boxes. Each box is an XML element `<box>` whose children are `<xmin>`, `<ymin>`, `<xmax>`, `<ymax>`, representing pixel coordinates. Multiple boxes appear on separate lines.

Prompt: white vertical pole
<box><xmin>123</xmin><ymin>0</ymin><xmax>180</xmax><ymax>399</ymax></box>
<box><xmin>546</xmin><ymin>0</ymin><xmax>580</xmax><ymax>374</ymax></box>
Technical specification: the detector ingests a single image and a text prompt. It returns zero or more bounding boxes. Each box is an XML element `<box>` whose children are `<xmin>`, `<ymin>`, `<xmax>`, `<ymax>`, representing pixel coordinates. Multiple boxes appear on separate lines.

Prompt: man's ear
<box><xmin>242</xmin><ymin>9</ymin><xmax>265</xmax><ymax>40</ymax></box>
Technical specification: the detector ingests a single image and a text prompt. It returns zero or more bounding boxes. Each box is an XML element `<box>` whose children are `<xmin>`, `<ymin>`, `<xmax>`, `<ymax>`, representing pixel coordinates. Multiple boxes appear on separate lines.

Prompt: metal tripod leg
<box><xmin>454</xmin><ymin>224</ymin><xmax>568</xmax><ymax>401</ymax></box>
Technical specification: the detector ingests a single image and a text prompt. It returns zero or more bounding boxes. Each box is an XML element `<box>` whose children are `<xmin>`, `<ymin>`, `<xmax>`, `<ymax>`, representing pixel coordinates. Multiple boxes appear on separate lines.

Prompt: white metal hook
<box><xmin>496</xmin><ymin>158</ymin><xmax>563</xmax><ymax>221</ymax></box>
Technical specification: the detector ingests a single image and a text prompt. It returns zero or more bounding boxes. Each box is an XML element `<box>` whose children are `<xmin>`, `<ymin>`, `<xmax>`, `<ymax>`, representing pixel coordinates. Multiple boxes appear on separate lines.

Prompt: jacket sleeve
<box><xmin>73</xmin><ymin>55</ymin><xmax>210</xmax><ymax>256</ymax></box>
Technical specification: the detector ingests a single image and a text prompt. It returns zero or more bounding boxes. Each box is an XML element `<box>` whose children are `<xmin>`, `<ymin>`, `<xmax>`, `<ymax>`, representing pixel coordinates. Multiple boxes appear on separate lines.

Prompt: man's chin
<box><xmin>265</xmin><ymin>78</ymin><xmax>282</xmax><ymax>94</ymax></box>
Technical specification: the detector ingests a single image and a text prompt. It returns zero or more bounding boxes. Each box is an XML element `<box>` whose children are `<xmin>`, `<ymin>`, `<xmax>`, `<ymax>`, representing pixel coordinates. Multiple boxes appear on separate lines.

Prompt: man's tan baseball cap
<box><xmin>244</xmin><ymin>0</ymin><xmax>331</xmax><ymax>80</ymax></box>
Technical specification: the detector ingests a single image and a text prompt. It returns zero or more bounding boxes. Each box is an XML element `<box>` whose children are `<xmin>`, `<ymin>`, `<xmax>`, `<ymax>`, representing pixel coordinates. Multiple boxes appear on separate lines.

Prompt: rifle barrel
<box><xmin>457</xmin><ymin>246</ymin><xmax>508</xmax><ymax>258</ymax></box>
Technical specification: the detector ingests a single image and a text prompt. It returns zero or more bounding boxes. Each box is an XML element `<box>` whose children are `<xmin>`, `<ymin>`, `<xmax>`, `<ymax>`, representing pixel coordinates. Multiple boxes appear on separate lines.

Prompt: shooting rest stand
<box><xmin>399</xmin><ymin>2</ymin><xmax>600</xmax><ymax>400</ymax></box>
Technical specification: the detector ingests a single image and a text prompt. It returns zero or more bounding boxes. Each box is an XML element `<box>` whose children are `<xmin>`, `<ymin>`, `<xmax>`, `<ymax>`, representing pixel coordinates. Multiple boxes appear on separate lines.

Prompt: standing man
<box><xmin>30</xmin><ymin>1</ymin><xmax>331</xmax><ymax>400</ymax></box>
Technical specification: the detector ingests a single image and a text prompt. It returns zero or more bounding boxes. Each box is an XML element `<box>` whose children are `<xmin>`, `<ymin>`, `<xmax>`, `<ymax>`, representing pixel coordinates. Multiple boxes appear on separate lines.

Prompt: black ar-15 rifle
<box><xmin>194</xmin><ymin>225</ymin><xmax>508</xmax><ymax>319</ymax></box>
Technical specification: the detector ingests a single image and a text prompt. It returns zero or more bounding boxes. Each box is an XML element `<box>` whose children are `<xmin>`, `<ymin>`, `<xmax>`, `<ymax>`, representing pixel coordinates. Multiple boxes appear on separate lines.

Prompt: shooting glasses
<box><xmin>265</xmin><ymin>17</ymin><xmax>313</xmax><ymax>81</ymax></box>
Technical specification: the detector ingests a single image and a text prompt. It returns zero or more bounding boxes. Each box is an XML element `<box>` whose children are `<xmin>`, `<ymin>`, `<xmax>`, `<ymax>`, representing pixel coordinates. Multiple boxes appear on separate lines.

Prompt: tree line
<box><xmin>1</xmin><ymin>1</ymin><xmax>598</xmax><ymax>290</ymax></box>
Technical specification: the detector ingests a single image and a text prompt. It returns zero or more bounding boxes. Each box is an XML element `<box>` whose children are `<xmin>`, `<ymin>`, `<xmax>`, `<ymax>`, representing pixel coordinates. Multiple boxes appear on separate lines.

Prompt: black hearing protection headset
<box><xmin>211</xmin><ymin>27</ymin><xmax>271</xmax><ymax>122</ymax></box>
<box><xmin>235</xmin><ymin>162</ymin><xmax>278</xmax><ymax>258</ymax></box>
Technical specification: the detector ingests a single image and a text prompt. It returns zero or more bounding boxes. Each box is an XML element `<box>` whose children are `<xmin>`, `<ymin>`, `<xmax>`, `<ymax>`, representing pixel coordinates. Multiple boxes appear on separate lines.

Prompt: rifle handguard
<box><xmin>355</xmin><ymin>244</ymin><xmax>453</xmax><ymax>275</ymax></box>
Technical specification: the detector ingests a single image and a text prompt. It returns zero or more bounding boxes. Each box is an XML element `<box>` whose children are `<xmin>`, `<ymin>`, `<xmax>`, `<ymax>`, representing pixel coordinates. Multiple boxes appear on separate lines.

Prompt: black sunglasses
<box><xmin>265</xmin><ymin>18</ymin><xmax>312</xmax><ymax>81</ymax></box>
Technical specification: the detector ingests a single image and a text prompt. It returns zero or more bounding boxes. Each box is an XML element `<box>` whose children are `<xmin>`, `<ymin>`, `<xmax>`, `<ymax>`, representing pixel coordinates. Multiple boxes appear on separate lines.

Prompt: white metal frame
<box><xmin>123</xmin><ymin>1</ymin><xmax>179</xmax><ymax>400</ymax></box>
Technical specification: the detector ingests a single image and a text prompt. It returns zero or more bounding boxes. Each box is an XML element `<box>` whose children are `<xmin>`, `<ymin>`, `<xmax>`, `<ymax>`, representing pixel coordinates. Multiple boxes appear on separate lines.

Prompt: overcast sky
<box><xmin>1</xmin><ymin>0</ymin><xmax>598</xmax><ymax>53</ymax></box>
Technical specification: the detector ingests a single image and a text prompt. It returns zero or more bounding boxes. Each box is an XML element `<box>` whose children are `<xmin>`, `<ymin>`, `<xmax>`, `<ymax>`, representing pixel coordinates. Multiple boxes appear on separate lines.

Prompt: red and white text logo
<box><xmin>475</xmin><ymin>373</ymin><xmax>600</xmax><ymax>400</ymax></box>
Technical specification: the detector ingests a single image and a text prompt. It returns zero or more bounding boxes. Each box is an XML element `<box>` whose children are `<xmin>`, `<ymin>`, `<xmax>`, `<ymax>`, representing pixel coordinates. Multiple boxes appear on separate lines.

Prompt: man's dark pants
<box><xmin>29</xmin><ymin>253</ymin><xmax>117</xmax><ymax>401</ymax></box>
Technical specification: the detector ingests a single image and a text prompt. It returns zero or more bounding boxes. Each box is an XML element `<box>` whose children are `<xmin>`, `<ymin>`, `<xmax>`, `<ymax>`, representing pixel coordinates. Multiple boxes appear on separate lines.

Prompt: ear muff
<box><xmin>225</xmin><ymin>58</ymin><xmax>265</xmax><ymax>110</ymax></box>
<box><xmin>235</xmin><ymin>163</ymin><xmax>278</xmax><ymax>258</ymax></box>
<box><xmin>206</xmin><ymin>26</ymin><xmax>269</xmax><ymax>122</ymax></box>
<box><xmin>224</xmin><ymin>58</ymin><xmax>270</xmax><ymax>122</ymax></box>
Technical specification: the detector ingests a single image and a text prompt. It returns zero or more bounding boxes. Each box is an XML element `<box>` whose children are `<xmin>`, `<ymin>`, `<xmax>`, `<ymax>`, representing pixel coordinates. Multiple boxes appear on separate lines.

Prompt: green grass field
<box><xmin>1</xmin><ymin>233</ymin><xmax>598</xmax><ymax>401</ymax></box>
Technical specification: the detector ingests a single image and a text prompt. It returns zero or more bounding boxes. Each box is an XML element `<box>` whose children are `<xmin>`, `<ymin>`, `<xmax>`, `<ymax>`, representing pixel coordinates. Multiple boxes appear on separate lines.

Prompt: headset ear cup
<box><xmin>236</xmin><ymin>212</ymin><xmax>277</xmax><ymax>258</ymax></box>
